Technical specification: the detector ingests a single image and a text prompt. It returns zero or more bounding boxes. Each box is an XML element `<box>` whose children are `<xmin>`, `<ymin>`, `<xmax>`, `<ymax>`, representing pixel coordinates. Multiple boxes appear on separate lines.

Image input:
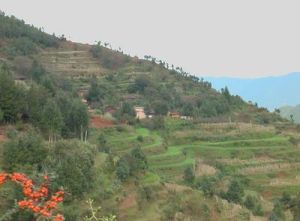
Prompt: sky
<box><xmin>1</xmin><ymin>0</ymin><xmax>300</xmax><ymax>78</ymax></box>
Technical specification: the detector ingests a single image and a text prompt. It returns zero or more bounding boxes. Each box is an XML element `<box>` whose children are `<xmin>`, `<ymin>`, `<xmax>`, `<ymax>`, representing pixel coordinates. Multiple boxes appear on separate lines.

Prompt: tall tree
<box><xmin>0</xmin><ymin>64</ymin><xmax>23</xmax><ymax>122</ymax></box>
<box><xmin>41</xmin><ymin>99</ymin><xmax>63</xmax><ymax>142</ymax></box>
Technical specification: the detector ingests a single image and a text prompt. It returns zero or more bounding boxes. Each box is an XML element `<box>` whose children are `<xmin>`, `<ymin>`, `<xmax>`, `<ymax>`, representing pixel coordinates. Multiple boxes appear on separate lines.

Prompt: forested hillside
<box><xmin>1</xmin><ymin>13</ymin><xmax>300</xmax><ymax>221</ymax></box>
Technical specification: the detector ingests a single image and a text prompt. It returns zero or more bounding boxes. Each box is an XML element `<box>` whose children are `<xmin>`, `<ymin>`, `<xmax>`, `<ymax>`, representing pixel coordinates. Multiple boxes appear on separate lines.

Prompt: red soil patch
<box><xmin>89</xmin><ymin>115</ymin><xmax>114</xmax><ymax>128</ymax></box>
<box><xmin>261</xmin><ymin>191</ymin><xmax>273</xmax><ymax>199</ymax></box>
<box><xmin>119</xmin><ymin>192</ymin><xmax>137</xmax><ymax>211</ymax></box>
<box><xmin>276</xmin><ymin>171</ymin><xmax>287</xmax><ymax>178</ymax></box>
<box><xmin>211</xmin><ymin>208</ymin><xmax>218</xmax><ymax>221</ymax></box>
<box><xmin>0</xmin><ymin>127</ymin><xmax>7</xmax><ymax>142</ymax></box>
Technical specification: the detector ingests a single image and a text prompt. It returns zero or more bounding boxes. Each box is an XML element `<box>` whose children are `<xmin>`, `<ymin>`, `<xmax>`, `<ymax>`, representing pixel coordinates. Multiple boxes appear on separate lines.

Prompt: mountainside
<box><xmin>205</xmin><ymin>73</ymin><xmax>300</xmax><ymax>110</ymax></box>
<box><xmin>280</xmin><ymin>104</ymin><xmax>300</xmax><ymax>123</ymax></box>
<box><xmin>2</xmin><ymin>13</ymin><xmax>300</xmax><ymax>221</ymax></box>
<box><xmin>0</xmin><ymin>13</ymin><xmax>283</xmax><ymax>125</ymax></box>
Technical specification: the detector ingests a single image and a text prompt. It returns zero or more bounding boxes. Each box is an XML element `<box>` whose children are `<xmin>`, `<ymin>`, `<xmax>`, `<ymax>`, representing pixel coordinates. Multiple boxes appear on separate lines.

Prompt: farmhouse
<box><xmin>134</xmin><ymin>106</ymin><xmax>146</xmax><ymax>119</ymax></box>
<box><xmin>168</xmin><ymin>111</ymin><xmax>181</xmax><ymax>118</ymax></box>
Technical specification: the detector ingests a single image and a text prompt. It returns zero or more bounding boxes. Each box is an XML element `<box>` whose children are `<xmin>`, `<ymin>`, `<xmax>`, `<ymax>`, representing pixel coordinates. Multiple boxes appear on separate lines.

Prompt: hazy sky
<box><xmin>1</xmin><ymin>0</ymin><xmax>300</xmax><ymax>78</ymax></box>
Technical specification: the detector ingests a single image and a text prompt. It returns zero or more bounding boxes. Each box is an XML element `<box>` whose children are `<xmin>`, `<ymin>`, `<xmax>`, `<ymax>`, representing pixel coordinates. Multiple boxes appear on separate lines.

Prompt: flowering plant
<box><xmin>0</xmin><ymin>172</ymin><xmax>64</xmax><ymax>221</ymax></box>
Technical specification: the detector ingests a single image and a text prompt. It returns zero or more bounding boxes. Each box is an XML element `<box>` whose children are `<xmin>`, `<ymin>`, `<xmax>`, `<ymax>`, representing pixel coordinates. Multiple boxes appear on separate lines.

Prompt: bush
<box><xmin>196</xmin><ymin>176</ymin><xmax>216</xmax><ymax>197</ymax></box>
<box><xmin>183</xmin><ymin>167</ymin><xmax>195</xmax><ymax>184</ymax></box>
<box><xmin>3</xmin><ymin>130</ymin><xmax>47</xmax><ymax>172</ymax></box>
<box><xmin>225</xmin><ymin>179</ymin><xmax>245</xmax><ymax>203</ymax></box>
<box><xmin>116</xmin><ymin>147</ymin><xmax>148</xmax><ymax>182</ymax></box>
<box><xmin>244</xmin><ymin>195</ymin><xmax>263</xmax><ymax>216</ymax></box>
<box><xmin>46</xmin><ymin>140</ymin><xmax>95</xmax><ymax>198</ymax></box>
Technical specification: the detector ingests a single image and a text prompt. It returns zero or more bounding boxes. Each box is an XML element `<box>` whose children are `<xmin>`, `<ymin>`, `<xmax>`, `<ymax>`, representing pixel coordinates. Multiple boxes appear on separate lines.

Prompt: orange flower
<box><xmin>0</xmin><ymin>172</ymin><xmax>65</xmax><ymax>220</ymax></box>
<box><xmin>0</xmin><ymin>173</ymin><xmax>8</xmax><ymax>185</ymax></box>
<box><xmin>54</xmin><ymin>214</ymin><xmax>64</xmax><ymax>221</ymax></box>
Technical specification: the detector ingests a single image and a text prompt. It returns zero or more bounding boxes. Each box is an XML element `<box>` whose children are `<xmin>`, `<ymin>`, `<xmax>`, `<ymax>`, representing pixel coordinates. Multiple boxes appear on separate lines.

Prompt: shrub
<box><xmin>183</xmin><ymin>167</ymin><xmax>195</xmax><ymax>184</ymax></box>
<box><xmin>3</xmin><ymin>130</ymin><xmax>47</xmax><ymax>172</ymax></box>
<box><xmin>46</xmin><ymin>140</ymin><xmax>95</xmax><ymax>198</ymax></box>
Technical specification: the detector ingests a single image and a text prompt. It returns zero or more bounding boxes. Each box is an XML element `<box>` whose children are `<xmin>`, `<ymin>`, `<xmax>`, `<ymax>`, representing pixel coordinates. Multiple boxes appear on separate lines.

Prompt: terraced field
<box><xmin>88</xmin><ymin>120</ymin><xmax>299</xmax><ymax>193</ymax></box>
<box><xmin>84</xmin><ymin>118</ymin><xmax>300</xmax><ymax>219</ymax></box>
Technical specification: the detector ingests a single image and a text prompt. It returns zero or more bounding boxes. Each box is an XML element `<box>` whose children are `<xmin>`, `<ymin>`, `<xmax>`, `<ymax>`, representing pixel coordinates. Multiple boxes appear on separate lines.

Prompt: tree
<box><xmin>29</xmin><ymin>60</ymin><xmax>47</xmax><ymax>82</ymax></box>
<box><xmin>226</xmin><ymin>179</ymin><xmax>244</xmax><ymax>203</ymax></box>
<box><xmin>184</xmin><ymin>166</ymin><xmax>195</xmax><ymax>184</ymax></box>
<box><xmin>197</xmin><ymin>176</ymin><xmax>216</xmax><ymax>197</ymax></box>
<box><xmin>3</xmin><ymin>130</ymin><xmax>47</xmax><ymax>172</ymax></box>
<box><xmin>153</xmin><ymin>101</ymin><xmax>168</xmax><ymax>116</ymax></box>
<box><xmin>221</xmin><ymin>86</ymin><xmax>231</xmax><ymax>102</ymax></box>
<box><xmin>244</xmin><ymin>195</ymin><xmax>263</xmax><ymax>216</ymax></box>
<box><xmin>130</xmin><ymin>147</ymin><xmax>148</xmax><ymax>172</ymax></box>
<box><xmin>97</xmin><ymin>133</ymin><xmax>110</xmax><ymax>153</ymax></box>
<box><xmin>0</xmin><ymin>108</ymin><xmax>3</xmax><ymax>122</ymax></box>
<box><xmin>268</xmin><ymin>202</ymin><xmax>285</xmax><ymax>221</ymax></box>
<box><xmin>0</xmin><ymin>64</ymin><xmax>23</xmax><ymax>122</ymax></box>
<box><xmin>25</xmin><ymin>84</ymin><xmax>49</xmax><ymax>126</ymax></box>
<box><xmin>46</xmin><ymin>140</ymin><xmax>95</xmax><ymax>198</ymax></box>
<box><xmin>41</xmin><ymin>99</ymin><xmax>63</xmax><ymax>142</ymax></box>
<box><xmin>87</xmin><ymin>80</ymin><xmax>105</xmax><ymax>103</ymax></box>
<box><xmin>153</xmin><ymin>116</ymin><xmax>165</xmax><ymax>130</ymax></box>
<box><xmin>116</xmin><ymin>157</ymin><xmax>130</xmax><ymax>182</ymax></box>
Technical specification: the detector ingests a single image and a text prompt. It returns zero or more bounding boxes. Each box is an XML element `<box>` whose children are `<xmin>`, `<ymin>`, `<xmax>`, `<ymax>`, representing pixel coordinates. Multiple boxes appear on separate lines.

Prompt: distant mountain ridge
<box><xmin>204</xmin><ymin>73</ymin><xmax>300</xmax><ymax>110</ymax></box>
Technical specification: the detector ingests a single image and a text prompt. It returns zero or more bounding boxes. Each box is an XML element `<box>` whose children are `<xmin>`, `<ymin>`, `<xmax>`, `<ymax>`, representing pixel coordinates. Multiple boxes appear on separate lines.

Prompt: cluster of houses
<box><xmin>78</xmin><ymin>89</ymin><xmax>192</xmax><ymax>120</ymax></box>
<box><xmin>134</xmin><ymin>106</ymin><xmax>192</xmax><ymax>120</ymax></box>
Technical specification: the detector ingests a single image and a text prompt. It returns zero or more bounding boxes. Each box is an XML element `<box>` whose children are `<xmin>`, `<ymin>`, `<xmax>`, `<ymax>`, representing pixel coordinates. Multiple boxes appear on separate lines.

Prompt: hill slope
<box><xmin>1</xmin><ymin>12</ymin><xmax>300</xmax><ymax>221</ymax></box>
<box><xmin>205</xmin><ymin>73</ymin><xmax>300</xmax><ymax>110</ymax></box>
<box><xmin>0</xmin><ymin>12</ymin><xmax>283</xmax><ymax>124</ymax></box>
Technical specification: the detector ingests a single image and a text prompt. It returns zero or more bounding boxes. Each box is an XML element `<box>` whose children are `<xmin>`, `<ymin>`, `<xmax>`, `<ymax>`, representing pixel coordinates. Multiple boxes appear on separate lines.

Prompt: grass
<box><xmin>87</xmin><ymin>120</ymin><xmax>300</xmax><ymax>219</ymax></box>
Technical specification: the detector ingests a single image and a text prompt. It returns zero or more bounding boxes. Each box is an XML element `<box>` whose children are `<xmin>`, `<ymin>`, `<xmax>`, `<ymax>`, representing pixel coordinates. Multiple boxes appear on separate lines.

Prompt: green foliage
<box><xmin>161</xmin><ymin>192</ymin><xmax>182</xmax><ymax>221</ymax></box>
<box><xmin>55</xmin><ymin>94</ymin><xmax>89</xmax><ymax>139</ymax></box>
<box><xmin>41</xmin><ymin>99</ymin><xmax>63</xmax><ymax>140</ymax></box>
<box><xmin>3</xmin><ymin>130</ymin><xmax>47</xmax><ymax>172</ymax></box>
<box><xmin>244</xmin><ymin>195</ymin><xmax>263</xmax><ymax>216</ymax></box>
<box><xmin>0</xmin><ymin>64</ymin><xmax>24</xmax><ymax>122</ymax></box>
<box><xmin>116</xmin><ymin>147</ymin><xmax>148</xmax><ymax>182</ymax></box>
<box><xmin>130</xmin><ymin>147</ymin><xmax>148</xmax><ymax>172</ymax></box>
<box><xmin>280</xmin><ymin>192</ymin><xmax>292</xmax><ymax>205</ymax></box>
<box><xmin>153</xmin><ymin>116</ymin><xmax>165</xmax><ymax>130</ymax></box>
<box><xmin>183</xmin><ymin>166</ymin><xmax>195</xmax><ymax>184</ymax></box>
<box><xmin>29</xmin><ymin>60</ymin><xmax>47</xmax><ymax>82</ymax></box>
<box><xmin>11</xmin><ymin>37</ymin><xmax>36</xmax><ymax>55</ymax></box>
<box><xmin>224</xmin><ymin>179</ymin><xmax>245</xmax><ymax>203</ymax></box>
<box><xmin>46</xmin><ymin>140</ymin><xmax>95</xmax><ymax>198</ymax></box>
<box><xmin>116</xmin><ymin>157</ymin><xmax>130</xmax><ymax>182</ymax></box>
<box><xmin>114</xmin><ymin>102</ymin><xmax>135</xmax><ymax>122</ymax></box>
<box><xmin>196</xmin><ymin>176</ymin><xmax>216</xmax><ymax>197</ymax></box>
<box><xmin>137</xmin><ymin>135</ymin><xmax>144</xmax><ymax>142</ymax></box>
<box><xmin>97</xmin><ymin>133</ymin><xmax>110</xmax><ymax>153</ymax></box>
<box><xmin>268</xmin><ymin>202</ymin><xmax>285</xmax><ymax>221</ymax></box>
<box><xmin>87</xmin><ymin>80</ymin><xmax>106</xmax><ymax>103</ymax></box>
<box><xmin>127</xmin><ymin>76</ymin><xmax>151</xmax><ymax>93</ymax></box>
<box><xmin>0</xmin><ymin>13</ymin><xmax>58</xmax><ymax>47</ymax></box>
<box><xmin>90</xmin><ymin>44</ymin><xmax>130</xmax><ymax>69</ymax></box>
<box><xmin>153</xmin><ymin>101</ymin><xmax>169</xmax><ymax>116</ymax></box>
<box><xmin>0</xmin><ymin>108</ymin><xmax>3</xmax><ymax>122</ymax></box>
